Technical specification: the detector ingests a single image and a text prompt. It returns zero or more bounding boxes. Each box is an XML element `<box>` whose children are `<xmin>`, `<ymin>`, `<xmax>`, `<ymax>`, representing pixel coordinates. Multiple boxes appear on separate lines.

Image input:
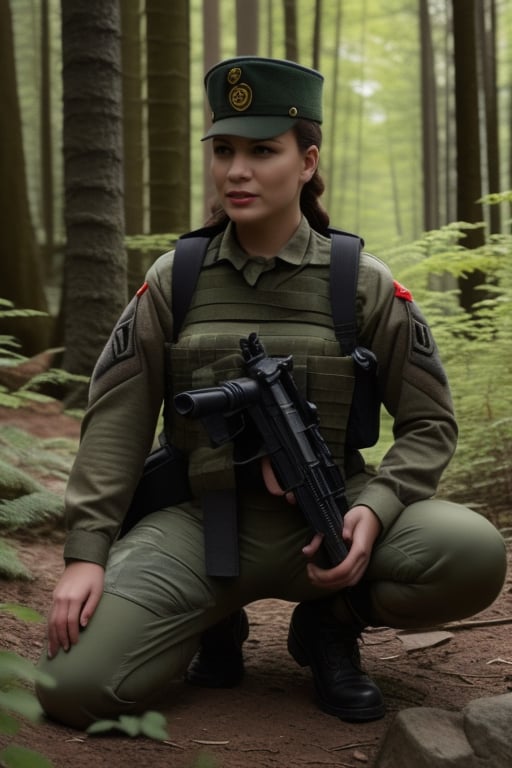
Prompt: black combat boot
<box><xmin>288</xmin><ymin>600</ymin><xmax>385</xmax><ymax>722</ymax></box>
<box><xmin>186</xmin><ymin>609</ymin><xmax>249</xmax><ymax>688</ymax></box>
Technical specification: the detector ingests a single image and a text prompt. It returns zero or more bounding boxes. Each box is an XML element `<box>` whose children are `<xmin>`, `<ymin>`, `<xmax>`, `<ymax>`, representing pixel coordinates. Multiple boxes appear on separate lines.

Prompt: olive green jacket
<box><xmin>63</xmin><ymin>218</ymin><xmax>457</xmax><ymax>566</ymax></box>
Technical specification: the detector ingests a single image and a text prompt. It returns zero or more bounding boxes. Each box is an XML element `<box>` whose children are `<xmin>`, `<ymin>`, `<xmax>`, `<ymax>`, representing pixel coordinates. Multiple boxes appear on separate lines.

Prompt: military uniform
<box><xmin>37</xmin><ymin>56</ymin><xmax>506</xmax><ymax>729</ymax></box>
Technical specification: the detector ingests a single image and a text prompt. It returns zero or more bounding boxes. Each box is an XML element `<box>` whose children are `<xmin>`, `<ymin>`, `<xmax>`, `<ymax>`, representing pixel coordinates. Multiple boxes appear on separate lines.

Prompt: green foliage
<box><xmin>0</xmin><ymin>539</ymin><xmax>32</xmax><ymax>581</ymax></box>
<box><xmin>0</xmin><ymin>301</ymin><xmax>81</xmax><ymax>579</ymax></box>
<box><xmin>191</xmin><ymin>755</ymin><xmax>220</xmax><ymax>768</ymax></box>
<box><xmin>0</xmin><ymin>459</ymin><xmax>42</xmax><ymax>500</ymax></box>
<box><xmin>0</xmin><ymin>492</ymin><xmax>64</xmax><ymax>532</ymax></box>
<box><xmin>379</xmin><ymin>205</ymin><xmax>512</xmax><ymax>522</ymax></box>
<box><xmin>86</xmin><ymin>710</ymin><xmax>170</xmax><ymax>741</ymax></box>
<box><xmin>125</xmin><ymin>232</ymin><xmax>180</xmax><ymax>252</ymax></box>
<box><xmin>0</xmin><ymin>745</ymin><xmax>54</xmax><ymax>768</ymax></box>
<box><xmin>0</xmin><ymin>605</ymin><xmax>55</xmax><ymax>768</ymax></box>
<box><xmin>0</xmin><ymin>603</ymin><xmax>45</xmax><ymax>622</ymax></box>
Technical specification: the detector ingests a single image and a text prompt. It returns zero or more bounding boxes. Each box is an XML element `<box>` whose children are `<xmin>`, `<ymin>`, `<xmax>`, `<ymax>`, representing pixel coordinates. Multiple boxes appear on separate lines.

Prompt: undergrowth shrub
<box><xmin>0</xmin><ymin>300</ymin><xmax>84</xmax><ymax>578</ymax></box>
<box><xmin>375</xmin><ymin>194</ymin><xmax>512</xmax><ymax>526</ymax></box>
<box><xmin>0</xmin><ymin>603</ymin><xmax>55</xmax><ymax>768</ymax></box>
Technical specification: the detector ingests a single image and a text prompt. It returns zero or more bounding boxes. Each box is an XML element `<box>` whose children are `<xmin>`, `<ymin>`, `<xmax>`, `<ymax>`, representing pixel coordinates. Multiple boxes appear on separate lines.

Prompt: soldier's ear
<box><xmin>300</xmin><ymin>144</ymin><xmax>319</xmax><ymax>182</ymax></box>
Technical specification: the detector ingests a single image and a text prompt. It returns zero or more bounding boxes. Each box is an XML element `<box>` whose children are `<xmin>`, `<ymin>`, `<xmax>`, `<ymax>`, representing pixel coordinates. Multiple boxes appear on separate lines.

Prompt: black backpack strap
<box><xmin>170</xmin><ymin>224</ymin><xmax>239</xmax><ymax>577</ymax></box>
<box><xmin>171</xmin><ymin>224</ymin><xmax>226</xmax><ymax>342</ymax></box>
<box><xmin>328</xmin><ymin>229</ymin><xmax>363</xmax><ymax>355</ymax></box>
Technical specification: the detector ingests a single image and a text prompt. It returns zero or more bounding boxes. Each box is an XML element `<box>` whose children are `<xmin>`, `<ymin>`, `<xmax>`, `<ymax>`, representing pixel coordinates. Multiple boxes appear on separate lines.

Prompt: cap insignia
<box><xmin>227</xmin><ymin>67</ymin><xmax>242</xmax><ymax>85</ymax></box>
<box><xmin>229</xmin><ymin>83</ymin><xmax>253</xmax><ymax>112</ymax></box>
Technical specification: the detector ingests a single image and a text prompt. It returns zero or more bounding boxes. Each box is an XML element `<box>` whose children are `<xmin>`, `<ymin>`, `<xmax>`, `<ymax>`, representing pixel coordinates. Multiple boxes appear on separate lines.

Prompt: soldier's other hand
<box><xmin>47</xmin><ymin>561</ymin><xmax>104</xmax><ymax>659</ymax></box>
<box><xmin>304</xmin><ymin>505</ymin><xmax>381</xmax><ymax>590</ymax></box>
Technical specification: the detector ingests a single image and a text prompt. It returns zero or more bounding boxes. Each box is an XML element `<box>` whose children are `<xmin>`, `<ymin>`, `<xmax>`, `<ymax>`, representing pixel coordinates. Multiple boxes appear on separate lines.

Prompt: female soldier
<box><xmin>37</xmin><ymin>57</ymin><xmax>506</xmax><ymax>728</ymax></box>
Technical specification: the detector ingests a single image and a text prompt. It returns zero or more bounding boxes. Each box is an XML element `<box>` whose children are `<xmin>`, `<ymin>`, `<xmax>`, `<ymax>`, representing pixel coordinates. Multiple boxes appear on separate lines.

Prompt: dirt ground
<box><xmin>1</xmin><ymin>402</ymin><xmax>512</xmax><ymax>768</ymax></box>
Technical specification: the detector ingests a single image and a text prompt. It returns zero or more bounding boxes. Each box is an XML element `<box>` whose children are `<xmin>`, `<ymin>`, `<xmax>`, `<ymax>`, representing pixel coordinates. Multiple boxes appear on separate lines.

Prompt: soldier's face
<box><xmin>210</xmin><ymin>130</ymin><xmax>318</xmax><ymax>232</ymax></box>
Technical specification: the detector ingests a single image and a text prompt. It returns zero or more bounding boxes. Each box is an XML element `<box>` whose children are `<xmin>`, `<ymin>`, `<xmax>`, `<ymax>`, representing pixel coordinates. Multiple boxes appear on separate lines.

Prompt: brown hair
<box><xmin>204</xmin><ymin>119</ymin><xmax>330</xmax><ymax>234</ymax></box>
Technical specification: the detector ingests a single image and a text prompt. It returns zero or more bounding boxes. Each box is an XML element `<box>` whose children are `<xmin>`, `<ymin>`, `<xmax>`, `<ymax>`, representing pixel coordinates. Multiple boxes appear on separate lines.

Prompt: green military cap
<box><xmin>202</xmin><ymin>56</ymin><xmax>323</xmax><ymax>140</ymax></box>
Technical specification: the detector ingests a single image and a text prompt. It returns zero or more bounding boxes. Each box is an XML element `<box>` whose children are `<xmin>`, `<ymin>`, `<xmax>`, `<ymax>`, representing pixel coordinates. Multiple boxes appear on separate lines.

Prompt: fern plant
<box><xmin>0</xmin><ymin>603</ymin><xmax>55</xmax><ymax>768</ymax></box>
<box><xmin>0</xmin><ymin>300</ymin><xmax>82</xmax><ymax>578</ymax></box>
<box><xmin>378</xmin><ymin>198</ymin><xmax>512</xmax><ymax>525</ymax></box>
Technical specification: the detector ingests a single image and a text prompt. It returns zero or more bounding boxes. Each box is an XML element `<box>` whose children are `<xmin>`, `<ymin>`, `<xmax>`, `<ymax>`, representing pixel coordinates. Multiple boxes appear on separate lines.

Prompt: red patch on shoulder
<box><xmin>136</xmin><ymin>281</ymin><xmax>149</xmax><ymax>297</ymax></box>
<box><xmin>393</xmin><ymin>280</ymin><xmax>413</xmax><ymax>302</ymax></box>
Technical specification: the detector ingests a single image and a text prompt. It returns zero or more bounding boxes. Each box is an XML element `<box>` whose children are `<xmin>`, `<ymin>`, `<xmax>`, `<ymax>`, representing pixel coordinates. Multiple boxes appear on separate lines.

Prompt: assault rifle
<box><xmin>174</xmin><ymin>333</ymin><xmax>349</xmax><ymax>566</ymax></box>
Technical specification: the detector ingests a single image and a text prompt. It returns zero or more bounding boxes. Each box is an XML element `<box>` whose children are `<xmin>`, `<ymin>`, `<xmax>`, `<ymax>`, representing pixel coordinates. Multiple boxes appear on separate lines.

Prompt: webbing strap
<box><xmin>171</xmin><ymin>232</ymin><xmax>212</xmax><ymax>342</ymax></box>
<box><xmin>328</xmin><ymin>229</ymin><xmax>363</xmax><ymax>356</ymax></box>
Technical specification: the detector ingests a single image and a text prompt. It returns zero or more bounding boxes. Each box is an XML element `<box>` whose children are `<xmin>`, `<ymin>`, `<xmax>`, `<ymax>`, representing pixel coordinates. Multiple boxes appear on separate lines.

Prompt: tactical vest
<box><xmin>158</xmin><ymin>225</ymin><xmax>378</xmax><ymax>576</ymax></box>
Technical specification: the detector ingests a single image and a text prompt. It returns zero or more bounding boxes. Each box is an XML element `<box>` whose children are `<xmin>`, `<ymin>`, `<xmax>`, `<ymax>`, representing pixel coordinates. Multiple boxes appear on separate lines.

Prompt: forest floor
<box><xmin>1</xmin><ymin>401</ymin><xmax>512</xmax><ymax>768</ymax></box>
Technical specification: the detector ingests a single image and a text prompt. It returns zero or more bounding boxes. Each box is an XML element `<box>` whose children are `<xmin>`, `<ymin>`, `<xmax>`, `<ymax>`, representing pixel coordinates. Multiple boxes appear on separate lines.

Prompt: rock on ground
<box><xmin>375</xmin><ymin>692</ymin><xmax>512</xmax><ymax>767</ymax></box>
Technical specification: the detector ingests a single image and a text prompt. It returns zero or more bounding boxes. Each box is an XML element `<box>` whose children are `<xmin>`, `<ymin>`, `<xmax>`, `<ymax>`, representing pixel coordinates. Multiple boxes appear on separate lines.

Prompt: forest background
<box><xmin>0</xmin><ymin>0</ymin><xmax>511</xmax><ymax>558</ymax></box>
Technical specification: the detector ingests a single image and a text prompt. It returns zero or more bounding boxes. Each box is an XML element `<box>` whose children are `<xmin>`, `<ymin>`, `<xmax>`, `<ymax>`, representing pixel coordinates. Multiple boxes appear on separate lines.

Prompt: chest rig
<box><xmin>161</xmin><ymin>225</ymin><xmax>373</xmax><ymax>578</ymax></box>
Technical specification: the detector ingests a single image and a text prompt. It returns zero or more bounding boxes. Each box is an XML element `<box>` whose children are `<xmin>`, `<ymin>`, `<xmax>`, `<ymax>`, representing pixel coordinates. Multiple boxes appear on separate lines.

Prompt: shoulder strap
<box><xmin>171</xmin><ymin>224</ymin><xmax>226</xmax><ymax>342</ymax></box>
<box><xmin>328</xmin><ymin>228</ymin><xmax>363</xmax><ymax>356</ymax></box>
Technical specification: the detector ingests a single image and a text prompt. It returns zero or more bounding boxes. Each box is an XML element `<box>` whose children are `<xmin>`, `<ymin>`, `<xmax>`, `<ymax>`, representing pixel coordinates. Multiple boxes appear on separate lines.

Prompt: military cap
<box><xmin>202</xmin><ymin>56</ymin><xmax>323</xmax><ymax>140</ymax></box>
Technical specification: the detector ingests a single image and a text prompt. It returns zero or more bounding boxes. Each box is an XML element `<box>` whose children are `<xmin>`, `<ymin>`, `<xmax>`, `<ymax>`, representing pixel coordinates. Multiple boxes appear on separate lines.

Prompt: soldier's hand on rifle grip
<box><xmin>304</xmin><ymin>505</ymin><xmax>382</xmax><ymax>590</ymax></box>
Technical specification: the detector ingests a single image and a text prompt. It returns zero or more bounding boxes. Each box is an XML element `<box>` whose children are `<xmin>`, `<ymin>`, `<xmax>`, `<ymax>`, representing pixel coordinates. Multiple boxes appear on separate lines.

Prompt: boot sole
<box><xmin>288</xmin><ymin>625</ymin><xmax>386</xmax><ymax>723</ymax></box>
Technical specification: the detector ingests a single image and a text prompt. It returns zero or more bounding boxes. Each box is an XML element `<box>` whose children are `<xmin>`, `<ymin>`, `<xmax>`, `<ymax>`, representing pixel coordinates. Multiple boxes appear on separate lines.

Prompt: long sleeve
<box><xmin>63</xmin><ymin>253</ymin><xmax>174</xmax><ymax>566</ymax></box>
<box><xmin>353</xmin><ymin>252</ymin><xmax>458</xmax><ymax>533</ymax></box>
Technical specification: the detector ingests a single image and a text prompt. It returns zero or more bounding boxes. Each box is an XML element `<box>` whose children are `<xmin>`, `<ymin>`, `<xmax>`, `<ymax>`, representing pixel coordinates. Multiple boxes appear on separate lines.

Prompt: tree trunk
<box><xmin>419</xmin><ymin>0</ymin><xmax>439</xmax><ymax>231</ymax></box>
<box><xmin>283</xmin><ymin>0</ymin><xmax>298</xmax><ymax>61</ymax></box>
<box><xmin>476</xmin><ymin>0</ymin><xmax>501</xmax><ymax>233</ymax></box>
<box><xmin>202</xmin><ymin>0</ymin><xmax>220</xmax><ymax>222</ymax></box>
<box><xmin>60</xmin><ymin>0</ymin><xmax>126</xmax><ymax>377</ymax></box>
<box><xmin>312</xmin><ymin>0</ymin><xmax>322</xmax><ymax>70</ymax></box>
<box><xmin>146</xmin><ymin>0</ymin><xmax>190</xmax><ymax>234</ymax></box>
<box><xmin>0</xmin><ymin>0</ymin><xmax>49</xmax><ymax>354</ymax></box>
<box><xmin>325</xmin><ymin>0</ymin><xmax>343</xmax><ymax>213</ymax></box>
<box><xmin>237</xmin><ymin>0</ymin><xmax>259</xmax><ymax>55</ymax></box>
<box><xmin>452</xmin><ymin>0</ymin><xmax>485</xmax><ymax>312</ymax></box>
<box><xmin>41</xmin><ymin>0</ymin><xmax>55</xmax><ymax>279</ymax></box>
<box><xmin>120</xmin><ymin>0</ymin><xmax>146</xmax><ymax>294</ymax></box>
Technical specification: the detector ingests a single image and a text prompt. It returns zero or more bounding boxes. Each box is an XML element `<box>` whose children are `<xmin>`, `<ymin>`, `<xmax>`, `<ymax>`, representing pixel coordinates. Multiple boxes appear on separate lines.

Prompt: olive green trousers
<box><xmin>37</xmin><ymin>485</ymin><xmax>506</xmax><ymax>729</ymax></box>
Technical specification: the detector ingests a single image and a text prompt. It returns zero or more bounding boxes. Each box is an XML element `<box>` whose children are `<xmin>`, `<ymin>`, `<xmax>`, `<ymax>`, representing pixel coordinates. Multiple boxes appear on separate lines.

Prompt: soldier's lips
<box><xmin>226</xmin><ymin>192</ymin><xmax>258</xmax><ymax>205</ymax></box>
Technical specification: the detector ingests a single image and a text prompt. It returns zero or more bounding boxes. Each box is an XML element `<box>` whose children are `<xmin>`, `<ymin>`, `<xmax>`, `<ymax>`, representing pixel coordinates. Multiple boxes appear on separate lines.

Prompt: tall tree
<box><xmin>202</xmin><ymin>0</ymin><xmax>220</xmax><ymax>222</ymax></box>
<box><xmin>283</xmin><ymin>0</ymin><xmax>298</xmax><ymax>61</ymax></box>
<box><xmin>120</xmin><ymin>0</ymin><xmax>146</xmax><ymax>293</ymax></box>
<box><xmin>476</xmin><ymin>0</ymin><xmax>501</xmax><ymax>233</ymax></box>
<box><xmin>0</xmin><ymin>0</ymin><xmax>49</xmax><ymax>353</ymax></box>
<box><xmin>237</xmin><ymin>0</ymin><xmax>259</xmax><ymax>55</ymax></box>
<box><xmin>452</xmin><ymin>0</ymin><xmax>485</xmax><ymax>312</ymax></box>
<box><xmin>312</xmin><ymin>0</ymin><xmax>322</xmax><ymax>70</ymax></box>
<box><xmin>146</xmin><ymin>0</ymin><xmax>190</xmax><ymax>234</ymax></box>
<box><xmin>41</xmin><ymin>0</ymin><xmax>55</xmax><ymax>278</ymax></box>
<box><xmin>419</xmin><ymin>0</ymin><xmax>439</xmax><ymax>231</ymax></box>
<box><xmin>325</xmin><ymin>0</ymin><xmax>343</xmax><ymax>213</ymax></box>
<box><xmin>60</xmin><ymin>0</ymin><xmax>126</xmax><ymax>377</ymax></box>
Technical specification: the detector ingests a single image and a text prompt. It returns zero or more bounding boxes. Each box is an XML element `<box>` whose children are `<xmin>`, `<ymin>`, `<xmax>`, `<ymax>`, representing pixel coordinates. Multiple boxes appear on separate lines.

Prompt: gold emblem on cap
<box><xmin>227</xmin><ymin>67</ymin><xmax>242</xmax><ymax>85</ymax></box>
<box><xmin>229</xmin><ymin>83</ymin><xmax>253</xmax><ymax>112</ymax></box>
<box><xmin>289</xmin><ymin>107</ymin><xmax>298</xmax><ymax>117</ymax></box>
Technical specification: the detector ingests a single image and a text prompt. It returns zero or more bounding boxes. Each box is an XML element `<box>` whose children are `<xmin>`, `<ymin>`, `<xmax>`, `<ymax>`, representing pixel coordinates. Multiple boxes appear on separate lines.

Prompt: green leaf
<box><xmin>0</xmin><ymin>603</ymin><xmax>44</xmax><ymax>623</ymax></box>
<box><xmin>0</xmin><ymin>651</ymin><xmax>55</xmax><ymax>690</ymax></box>
<box><xmin>86</xmin><ymin>711</ymin><xmax>169</xmax><ymax>740</ymax></box>
<box><xmin>0</xmin><ymin>745</ymin><xmax>54</xmax><ymax>768</ymax></box>
<box><xmin>0</xmin><ymin>689</ymin><xmax>44</xmax><ymax>722</ymax></box>
<box><xmin>138</xmin><ymin>710</ymin><xmax>169</xmax><ymax>741</ymax></box>
<box><xmin>87</xmin><ymin>715</ymin><xmax>140</xmax><ymax>737</ymax></box>
<box><xmin>0</xmin><ymin>710</ymin><xmax>20</xmax><ymax>736</ymax></box>
<box><xmin>118</xmin><ymin>715</ymin><xmax>142</xmax><ymax>737</ymax></box>
<box><xmin>0</xmin><ymin>539</ymin><xmax>32</xmax><ymax>581</ymax></box>
<box><xmin>85</xmin><ymin>719</ymin><xmax>122</xmax><ymax>735</ymax></box>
